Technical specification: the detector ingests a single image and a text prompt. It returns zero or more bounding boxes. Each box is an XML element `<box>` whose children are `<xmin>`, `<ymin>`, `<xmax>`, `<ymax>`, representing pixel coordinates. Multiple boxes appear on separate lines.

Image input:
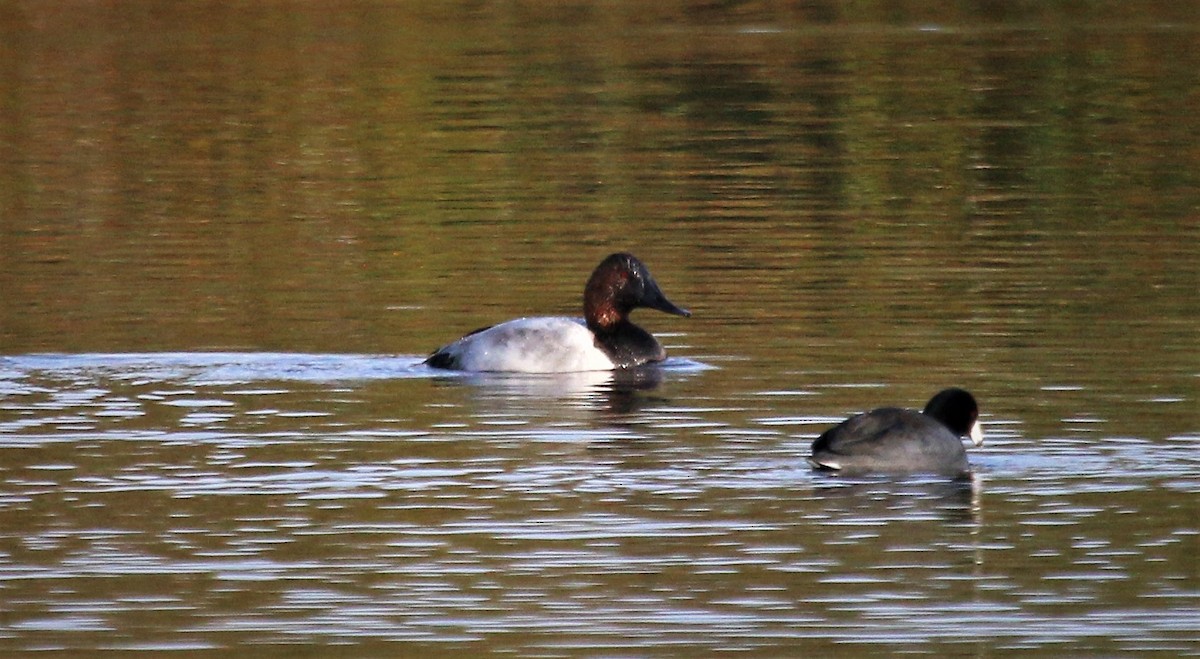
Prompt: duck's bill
<box><xmin>641</xmin><ymin>278</ymin><xmax>691</xmax><ymax>317</ymax></box>
<box><xmin>969</xmin><ymin>419</ymin><xmax>984</xmax><ymax>447</ymax></box>
<box><xmin>650</xmin><ymin>294</ymin><xmax>690</xmax><ymax>317</ymax></box>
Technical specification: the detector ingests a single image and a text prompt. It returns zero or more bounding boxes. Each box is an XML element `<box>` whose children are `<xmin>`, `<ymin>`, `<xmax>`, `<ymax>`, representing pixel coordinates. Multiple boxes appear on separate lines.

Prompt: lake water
<box><xmin>1</xmin><ymin>2</ymin><xmax>1197</xmax><ymax>656</ymax></box>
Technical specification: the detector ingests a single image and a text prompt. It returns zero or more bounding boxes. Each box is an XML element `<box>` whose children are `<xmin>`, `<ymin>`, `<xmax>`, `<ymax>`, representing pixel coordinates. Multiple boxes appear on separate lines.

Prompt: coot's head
<box><xmin>923</xmin><ymin>387</ymin><xmax>983</xmax><ymax>446</ymax></box>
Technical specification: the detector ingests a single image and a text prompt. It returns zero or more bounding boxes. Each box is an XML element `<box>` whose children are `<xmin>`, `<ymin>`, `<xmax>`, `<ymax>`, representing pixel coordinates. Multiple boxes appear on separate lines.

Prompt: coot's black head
<box><xmin>922</xmin><ymin>387</ymin><xmax>983</xmax><ymax>446</ymax></box>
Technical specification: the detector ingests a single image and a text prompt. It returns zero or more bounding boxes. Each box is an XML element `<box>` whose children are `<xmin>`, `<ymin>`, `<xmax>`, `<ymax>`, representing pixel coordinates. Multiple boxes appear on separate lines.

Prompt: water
<box><xmin>1</xmin><ymin>2</ymin><xmax>1198</xmax><ymax>656</ymax></box>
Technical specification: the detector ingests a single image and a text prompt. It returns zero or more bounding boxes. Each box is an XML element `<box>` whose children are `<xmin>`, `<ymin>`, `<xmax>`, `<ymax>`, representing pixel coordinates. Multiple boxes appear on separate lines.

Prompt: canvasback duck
<box><xmin>425</xmin><ymin>253</ymin><xmax>690</xmax><ymax>373</ymax></box>
<box><xmin>809</xmin><ymin>388</ymin><xmax>984</xmax><ymax>476</ymax></box>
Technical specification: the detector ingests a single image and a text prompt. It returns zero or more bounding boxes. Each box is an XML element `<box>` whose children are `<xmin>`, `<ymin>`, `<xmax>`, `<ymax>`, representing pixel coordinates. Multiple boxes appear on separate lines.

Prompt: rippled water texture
<box><xmin>1</xmin><ymin>2</ymin><xmax>1198</xmax><ymax>657</ymax></box>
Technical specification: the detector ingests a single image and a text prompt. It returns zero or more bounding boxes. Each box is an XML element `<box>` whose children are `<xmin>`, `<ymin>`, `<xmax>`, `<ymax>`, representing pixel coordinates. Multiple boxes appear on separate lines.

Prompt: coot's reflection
<box><xmin>810</xmin><ymin>471</ymin><xmax>983</xmax><ymax>526</ymax></box>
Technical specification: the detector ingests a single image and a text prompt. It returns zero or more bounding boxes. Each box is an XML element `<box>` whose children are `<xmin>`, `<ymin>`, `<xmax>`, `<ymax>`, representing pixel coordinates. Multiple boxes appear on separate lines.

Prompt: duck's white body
<box><xmin>431</xmin><ymin>317</ymin><xmax>616</xmax><ymax>373</ymax></box>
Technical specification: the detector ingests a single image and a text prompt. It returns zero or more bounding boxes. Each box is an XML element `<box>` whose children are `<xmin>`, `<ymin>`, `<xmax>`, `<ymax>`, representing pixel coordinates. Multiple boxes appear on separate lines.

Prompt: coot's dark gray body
<box><xmin>810</xmin><ymin>388</ymin><xmax>982</xmax><ymax>476</ymax></box>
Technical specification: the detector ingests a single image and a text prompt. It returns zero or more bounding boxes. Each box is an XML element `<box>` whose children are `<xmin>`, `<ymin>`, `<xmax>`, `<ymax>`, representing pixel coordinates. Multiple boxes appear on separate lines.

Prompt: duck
<box><xmin>425</xmin><ymin>253</ymin><xmax>690</xmax><ymax>373</ymax></box>
<box><xmin>809</xmin><ymin>388</ymin><xmax>984</xmax><ymax>475</ymax></box>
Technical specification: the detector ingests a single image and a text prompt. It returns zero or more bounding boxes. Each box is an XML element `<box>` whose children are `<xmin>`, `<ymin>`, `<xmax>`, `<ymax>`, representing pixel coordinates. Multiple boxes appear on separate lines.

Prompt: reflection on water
<box><xmin>2</xmin><ymin>353</ymin><xmax>1197</xmax><ymax>655</ymax></box>
<box><xmin>431</xmin><ymin>358</ymin><xmax>712</xmax><ymax>420</ymax></box>
<box><xmin>1</xmin><ymin>1</ymin><xmax>1198</xmax><ymax>656</ymax></box>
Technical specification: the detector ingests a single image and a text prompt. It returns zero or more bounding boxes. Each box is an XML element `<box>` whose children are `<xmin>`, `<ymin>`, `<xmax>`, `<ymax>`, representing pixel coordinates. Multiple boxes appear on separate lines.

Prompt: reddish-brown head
<box><xmin>583</xmin><ymin>253</ymin><xmax>690</xmax><ymax>333</ymax></box>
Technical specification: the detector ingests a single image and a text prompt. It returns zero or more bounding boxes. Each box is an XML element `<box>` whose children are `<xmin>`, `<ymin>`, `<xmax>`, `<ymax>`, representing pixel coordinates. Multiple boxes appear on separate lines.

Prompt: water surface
<box><xmin>1</xmin><ymin>2</ymin><xmax>1198</xmax><ymax>656</ymax></box>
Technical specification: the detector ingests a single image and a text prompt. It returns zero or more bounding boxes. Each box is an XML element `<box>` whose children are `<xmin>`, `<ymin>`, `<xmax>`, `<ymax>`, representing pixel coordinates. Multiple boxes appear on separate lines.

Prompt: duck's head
<box><xmin>583</xmin><ymin>253</ymin><xmax>690</xmax><ymax>333</ymax></box>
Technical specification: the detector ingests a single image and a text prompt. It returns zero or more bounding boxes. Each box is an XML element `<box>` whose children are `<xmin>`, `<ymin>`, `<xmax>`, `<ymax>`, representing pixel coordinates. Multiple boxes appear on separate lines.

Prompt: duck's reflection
<box><xmin>428</xmin><ymin>364</ymin><xmax>671</xmax><ymax>419</ymax></box>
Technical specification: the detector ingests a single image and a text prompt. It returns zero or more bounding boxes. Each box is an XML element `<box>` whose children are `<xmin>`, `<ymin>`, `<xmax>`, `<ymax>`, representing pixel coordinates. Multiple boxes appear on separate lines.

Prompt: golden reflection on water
<box><xmin>0</xmin><ymin>2</ymin><xmax>1198</xmax><ymax>656</ymax></box>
